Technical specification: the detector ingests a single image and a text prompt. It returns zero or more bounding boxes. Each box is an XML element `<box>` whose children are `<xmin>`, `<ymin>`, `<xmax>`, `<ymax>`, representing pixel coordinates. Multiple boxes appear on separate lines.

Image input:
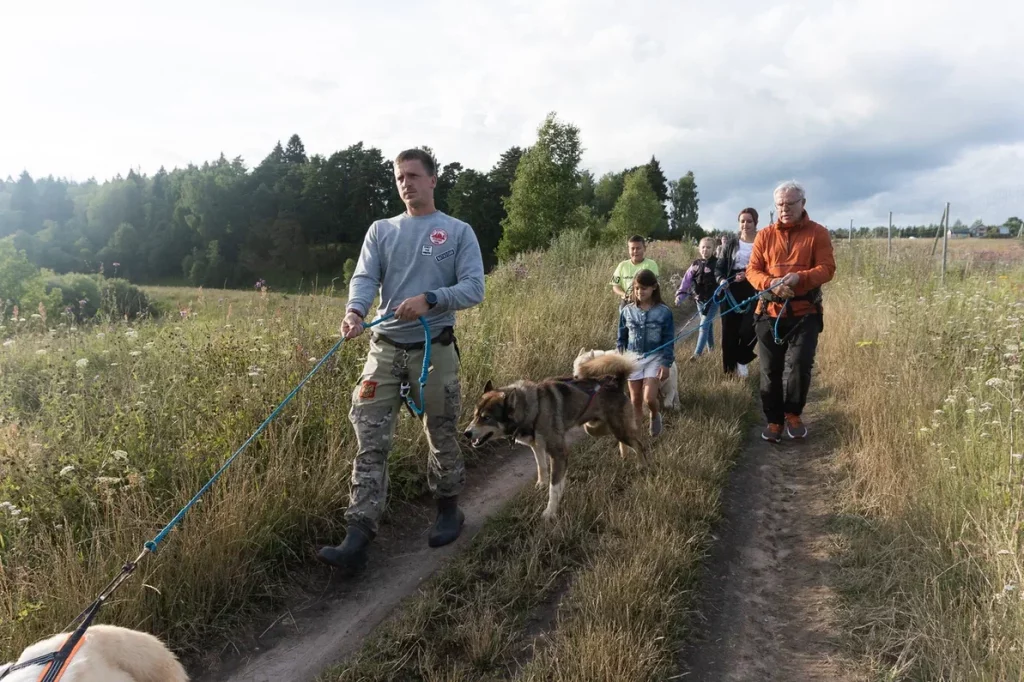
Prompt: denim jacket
<box><xmin>617</xmin><ymin>302</ymin><xmax>675</xmax><ymax>368</ymax></box>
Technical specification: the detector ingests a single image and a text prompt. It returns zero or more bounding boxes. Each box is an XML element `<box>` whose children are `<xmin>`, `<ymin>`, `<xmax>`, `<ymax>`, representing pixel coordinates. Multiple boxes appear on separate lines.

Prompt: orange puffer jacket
<box><xmin>745</xmin><ymin>212</ymin><xmax>836</xmax><ymax>318</ymax></box>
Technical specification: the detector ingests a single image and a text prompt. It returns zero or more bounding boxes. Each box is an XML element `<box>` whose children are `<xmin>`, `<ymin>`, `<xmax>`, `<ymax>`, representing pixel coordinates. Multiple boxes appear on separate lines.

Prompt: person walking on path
<box><xmin>611</xmin><ymin>235</ymin><xmax>659</xmax><ymax>309</ymax></box>
<box><xmin>317</xmin><ymin>148</ymin><xmax>485</xmax><ymax>575</ymax></box>
<box><xmin>715</xmin><ymin>209</ymin><xmax>760</xmax><ymax>377</ymax></box>
<box><xmin>675</xmin><ymin>236</ymin><xmax>719</xmax><ymax>360</ymax></box>
<box><xmin>618</xmin><ymin>269</ymin><xmax>675</xmax><ymax>437</ymax></box>
<box><xmin>745</xmin><ymin>181</ymin><xmax>836</xmax><ymax>443</ymax></box>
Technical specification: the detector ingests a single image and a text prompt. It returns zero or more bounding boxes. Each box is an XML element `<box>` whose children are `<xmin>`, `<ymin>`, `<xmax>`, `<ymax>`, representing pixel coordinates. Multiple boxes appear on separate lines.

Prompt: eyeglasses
<box><xmin>775</xmin><ymin>200</ymin><xmax>803</xmax><ymax>209</ymax></box>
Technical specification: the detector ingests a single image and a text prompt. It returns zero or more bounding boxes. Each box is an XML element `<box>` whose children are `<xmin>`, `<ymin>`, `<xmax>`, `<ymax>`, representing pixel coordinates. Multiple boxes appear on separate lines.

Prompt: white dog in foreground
<box><xmin>0</xmin><ymin>624</ymin><xmax>188</xmax><ymax>682</ymax></box>
<box><xmin>573</xmin><ymin>348</ymin><xmax>680</xmax><ymax>411</ymax></box>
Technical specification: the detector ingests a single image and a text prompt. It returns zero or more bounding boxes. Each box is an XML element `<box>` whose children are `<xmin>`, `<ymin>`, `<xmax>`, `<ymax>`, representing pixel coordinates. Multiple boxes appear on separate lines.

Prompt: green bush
<box><xmin>100</xmin><ymin>278</ymin><xmax>155</xmax><ymax>320</ymax></box>
<box><xmin>0</xmin><ymin>240</ymin><xmax>63</xmax><ymax>323</ymax></box>
<box><xmin>44</xmin><ymin>273</ymin><xmax>102</xmax><ymax>322</ymax></box>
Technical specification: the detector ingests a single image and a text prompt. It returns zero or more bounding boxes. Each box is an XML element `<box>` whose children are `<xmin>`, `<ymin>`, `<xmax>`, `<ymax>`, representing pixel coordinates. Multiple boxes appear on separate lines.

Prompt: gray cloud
<box><xmin>1</xmin><ymin>0</ymin><xmax>1021</xmax><ymax>230</ymax></box>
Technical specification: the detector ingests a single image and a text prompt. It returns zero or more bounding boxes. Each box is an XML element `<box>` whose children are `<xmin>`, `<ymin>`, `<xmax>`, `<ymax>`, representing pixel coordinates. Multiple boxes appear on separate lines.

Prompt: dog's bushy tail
<box><xmin>575</xmin><ymin>350</ymin><xmax>640</xmax><ymax>389</ymax></box>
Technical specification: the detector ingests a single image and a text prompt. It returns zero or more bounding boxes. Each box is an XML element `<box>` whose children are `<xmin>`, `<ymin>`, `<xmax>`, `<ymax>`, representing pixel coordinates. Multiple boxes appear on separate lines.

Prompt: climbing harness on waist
<box><xmin>758</xmin><ymin>287</ymin><xmax>823</xmax><ymax>346</ymax></box>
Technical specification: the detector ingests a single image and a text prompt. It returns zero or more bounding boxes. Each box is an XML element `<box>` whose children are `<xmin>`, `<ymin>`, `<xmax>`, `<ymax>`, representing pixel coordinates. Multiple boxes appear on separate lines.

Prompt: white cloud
<box><xmin>1</xmin><ymin>0</ymin><xmax>1021</xmax><ymax>231</ymax></box>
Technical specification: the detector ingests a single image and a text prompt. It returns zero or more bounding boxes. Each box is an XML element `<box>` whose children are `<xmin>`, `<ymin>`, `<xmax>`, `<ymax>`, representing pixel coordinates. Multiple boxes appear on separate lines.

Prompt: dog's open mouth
<box><xmin>470</xmin><ymin>432</ymin><xmax>493</xmax><ymax>448</ymax></box>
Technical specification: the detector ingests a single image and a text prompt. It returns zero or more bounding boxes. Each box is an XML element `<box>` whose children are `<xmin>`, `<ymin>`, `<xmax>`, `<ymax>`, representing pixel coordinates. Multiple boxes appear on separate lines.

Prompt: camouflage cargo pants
<box><xmin>344</xmin><ymin>334</ymin><xmax>464</xmax><ymax>535</ymax></box>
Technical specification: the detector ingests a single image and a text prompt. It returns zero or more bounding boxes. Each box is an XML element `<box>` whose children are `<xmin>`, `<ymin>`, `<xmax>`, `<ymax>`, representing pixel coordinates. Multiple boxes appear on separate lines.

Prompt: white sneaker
<box><xmin>737</xmin><ymin>363</ymin><xmax>749</xmax><ymax>378</ymax></box>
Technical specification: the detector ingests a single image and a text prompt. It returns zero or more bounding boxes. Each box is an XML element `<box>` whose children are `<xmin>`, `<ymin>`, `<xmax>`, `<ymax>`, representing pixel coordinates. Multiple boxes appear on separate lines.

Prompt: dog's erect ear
<box><xmin>578</xmin><ymin>346</ymin><xmax>586</xmax><ymax>356</ymax></box>
<box><xmin>483</xmin><ymin>379</ymin><xmax>494</xmax><ymax>393</ymax></box>
<box><xmin>503</xmin><ymin>389</ymin><xmax>517</xmax><ymax>414</ymax></box>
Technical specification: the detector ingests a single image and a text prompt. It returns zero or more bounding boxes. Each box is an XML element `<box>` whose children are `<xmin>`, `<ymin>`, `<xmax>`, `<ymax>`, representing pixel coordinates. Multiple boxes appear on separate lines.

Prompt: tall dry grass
<box><xmin>0</xmin><ymin>231</ymin><xmax>703</xmax><ymax>663</ymax></box>
<box><xmin>819</xmin><ymin>239</ymin><xmax>1024</xmax><ymax>680</ymax></box>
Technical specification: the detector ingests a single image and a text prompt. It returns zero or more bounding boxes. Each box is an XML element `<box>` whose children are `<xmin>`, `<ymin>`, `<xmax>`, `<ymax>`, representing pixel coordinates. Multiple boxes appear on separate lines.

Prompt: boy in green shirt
<box><xmin>611</xmin><ymin>235</ymin><xmax>660</xmax><ymax>307</ymax></box>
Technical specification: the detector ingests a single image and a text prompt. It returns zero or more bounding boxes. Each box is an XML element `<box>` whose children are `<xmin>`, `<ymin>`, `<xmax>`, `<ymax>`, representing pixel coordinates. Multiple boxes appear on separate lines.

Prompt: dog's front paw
<box><xmin>535</xmin><ymin>479</ymin><xmax>549</xmax><ymax>490</ymax></box>
<box><xmin>540</xmin><ymin>508</ymin><xmax>557</xmax><ymax>522</ymax></box>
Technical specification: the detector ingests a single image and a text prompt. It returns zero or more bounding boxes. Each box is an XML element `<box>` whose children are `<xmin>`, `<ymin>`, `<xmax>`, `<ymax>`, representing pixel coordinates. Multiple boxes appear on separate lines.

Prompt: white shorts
<box><xmin>629</xmin><ymin>354</ymin><xmax>664</xmax><ymax>382</ymax></box>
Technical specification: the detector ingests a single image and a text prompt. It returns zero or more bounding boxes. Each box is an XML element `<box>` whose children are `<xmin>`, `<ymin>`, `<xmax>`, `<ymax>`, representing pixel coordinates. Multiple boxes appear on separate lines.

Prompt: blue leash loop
<box><xmin>774</xmin><ymin>299</ymin><xmax>789</xmax><ymax>345</ymax></box>
<box><xmin>397</xmin><ymin>316</ymin><xmax>432</xmax><ymax>418</ymax></box>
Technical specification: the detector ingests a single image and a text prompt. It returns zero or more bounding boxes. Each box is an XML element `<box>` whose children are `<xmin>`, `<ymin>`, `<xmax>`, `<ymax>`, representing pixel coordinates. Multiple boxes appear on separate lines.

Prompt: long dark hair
<box><xmin>632</xmin><ymin>268</ymin><xmax>663</xmax><ymax>306</ymax></box>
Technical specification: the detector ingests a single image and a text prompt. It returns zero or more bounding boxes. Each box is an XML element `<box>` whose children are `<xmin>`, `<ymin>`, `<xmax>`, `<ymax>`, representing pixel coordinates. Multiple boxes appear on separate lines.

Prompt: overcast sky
<box><xmin>2</xmin><ymin>0</ymin><xmax>1021</xmax><ymax>231</ymax></box>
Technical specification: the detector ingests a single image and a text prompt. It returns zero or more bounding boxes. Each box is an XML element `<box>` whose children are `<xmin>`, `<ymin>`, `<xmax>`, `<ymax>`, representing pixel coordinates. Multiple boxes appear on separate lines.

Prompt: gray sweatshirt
<box><xmin>346</xmin><ymin>211</ymin><xmax>485</xmax><ymax>343</ymax></box>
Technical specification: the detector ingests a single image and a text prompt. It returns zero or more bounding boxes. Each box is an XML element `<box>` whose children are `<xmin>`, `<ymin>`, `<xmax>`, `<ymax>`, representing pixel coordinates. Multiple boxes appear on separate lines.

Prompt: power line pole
<box><xmin>930</xmin><ymin>203</ymin><xmax>947</xmax><ymax>257</ymax></box>
<box><xmin>849</xmin><ymin>218</ymin><xmax>854</xmax><ymax>243</ymax></box>
<box><xmin>887</xmin><ymin>211</ymin><xmax>893</xmax><ymax>260</ymax></box>
<box><xmin>941</xmin><ymin>202</ymin><xmax>950</xmax><ymax>286</ymax></box>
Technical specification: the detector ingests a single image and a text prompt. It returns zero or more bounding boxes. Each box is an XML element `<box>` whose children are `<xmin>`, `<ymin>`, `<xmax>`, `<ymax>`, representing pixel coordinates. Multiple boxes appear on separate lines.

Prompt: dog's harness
<box><xmin>504</xmin><ymin>378</ymin><xmax>603</xmax><ymax>444</ymax></box>
<box><xmin>0</xmin><ymin>601</ymin><xmax>99</xmax><ymax>682</ymax></box>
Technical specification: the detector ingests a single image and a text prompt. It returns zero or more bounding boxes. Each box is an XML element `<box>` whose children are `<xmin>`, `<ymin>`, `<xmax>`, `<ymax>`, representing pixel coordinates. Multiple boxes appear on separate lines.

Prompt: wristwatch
<box><xmin>424</xmin><ymin>291</ymin><xmax>438</xmax><ymax>309</ymax></box>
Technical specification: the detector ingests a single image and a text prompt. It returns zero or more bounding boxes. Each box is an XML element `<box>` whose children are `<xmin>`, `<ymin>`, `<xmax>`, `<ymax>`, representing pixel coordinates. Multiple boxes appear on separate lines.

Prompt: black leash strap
<box><xmin>0</xmin><ymin>599</ymin><xmax>102</xmax><ymax>681</ymax></box>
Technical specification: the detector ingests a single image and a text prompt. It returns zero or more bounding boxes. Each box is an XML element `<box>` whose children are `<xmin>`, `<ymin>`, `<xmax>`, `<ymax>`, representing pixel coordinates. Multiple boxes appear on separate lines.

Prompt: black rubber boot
<box><xmin>316</xmin><ymin>522</ymin><xmax>374</xmax><ymax>575</ymax></box>
<box><xmin>427</xmin><ymin>495</ymin><xmax>465</xmax><ymax>548</ymax></box>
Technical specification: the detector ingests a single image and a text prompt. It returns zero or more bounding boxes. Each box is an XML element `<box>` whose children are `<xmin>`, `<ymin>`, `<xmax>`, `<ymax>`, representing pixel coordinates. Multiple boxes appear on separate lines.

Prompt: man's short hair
<box><xmin>628</xmin><ymin>235</ymin><xmax>646</xmax><ymax>244</ymax></box>
<box><xmin>773</xmin><ymin>181</ymin><xmax>805</xmax><ymax>201</ymax></box>
<box><xmin>394</xmin><ymin>149</ymin><xmax>437</xmax><ymax>177</ymax></box>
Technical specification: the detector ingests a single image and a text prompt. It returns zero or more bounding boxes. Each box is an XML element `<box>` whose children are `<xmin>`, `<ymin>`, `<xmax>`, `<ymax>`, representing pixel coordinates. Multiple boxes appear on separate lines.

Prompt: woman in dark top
<box><xmin>715</xmin><ymin>208</ymin><xmax>760</xmax><ymax>376</ymax></box>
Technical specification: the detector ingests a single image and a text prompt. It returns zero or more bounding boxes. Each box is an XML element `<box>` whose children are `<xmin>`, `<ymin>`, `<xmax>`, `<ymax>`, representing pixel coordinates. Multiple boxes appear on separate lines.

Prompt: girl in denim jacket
<box><xmin>617</xmin><ymin>268</ymin><xmax>675</xmax><ymax>437</ymax></box>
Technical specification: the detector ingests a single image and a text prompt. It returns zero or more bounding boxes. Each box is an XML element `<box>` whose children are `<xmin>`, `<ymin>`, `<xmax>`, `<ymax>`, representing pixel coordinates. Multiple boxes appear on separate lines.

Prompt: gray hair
<box><xmin>773</xmin><ymin>180</ymin><xmax>806</xmax><ymax>201</ymax></box>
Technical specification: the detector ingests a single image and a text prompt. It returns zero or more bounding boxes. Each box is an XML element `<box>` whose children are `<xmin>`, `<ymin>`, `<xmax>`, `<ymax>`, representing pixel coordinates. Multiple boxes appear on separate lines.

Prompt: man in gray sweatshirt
<box><xmin>317</xmin><ymin>148</ymin><xmax>485</xmax><ymax>575</ymax></box>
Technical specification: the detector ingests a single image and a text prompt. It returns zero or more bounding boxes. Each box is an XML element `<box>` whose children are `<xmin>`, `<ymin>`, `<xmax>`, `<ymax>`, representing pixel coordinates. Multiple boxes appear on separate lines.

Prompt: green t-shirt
<box><xmin>611</xmin><ymin>258</ymin><xmax>660</xmax><ymax>292</ymax></box>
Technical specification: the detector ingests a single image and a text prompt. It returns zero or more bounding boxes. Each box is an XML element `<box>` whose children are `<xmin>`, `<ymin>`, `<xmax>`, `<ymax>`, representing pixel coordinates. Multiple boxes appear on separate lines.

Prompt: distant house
<box><xmin>948</xmin><ymin>226</ymin><xmax>971</xmax><ymax>239</ymax></box>
<box><xmin>999</xmin><ymin>226</ymin><xmax>1011</xmax><ymax>236</ymax></box>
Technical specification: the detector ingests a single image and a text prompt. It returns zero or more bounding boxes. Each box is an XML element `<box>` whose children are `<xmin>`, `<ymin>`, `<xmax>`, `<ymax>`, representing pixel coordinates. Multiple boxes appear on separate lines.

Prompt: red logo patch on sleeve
<box><xmin>358</xmin><ymin>380</ymin><xmax>378</xmax><ymax>399</ymax></box>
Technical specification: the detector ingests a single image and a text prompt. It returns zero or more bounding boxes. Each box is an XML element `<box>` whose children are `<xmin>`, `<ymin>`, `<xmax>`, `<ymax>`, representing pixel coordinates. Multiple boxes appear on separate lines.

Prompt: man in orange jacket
<box><xmin>745</xmin><ymin>181</ymin><xmax>836</xmax><ymax>443</ymax></box>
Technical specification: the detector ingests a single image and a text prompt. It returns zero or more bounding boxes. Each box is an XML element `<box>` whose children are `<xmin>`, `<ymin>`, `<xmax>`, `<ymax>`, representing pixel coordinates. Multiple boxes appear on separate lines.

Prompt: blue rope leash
<box><xmin>639</xmin><ymin>280</ymin><xmax>786</xmax><ymax>360</ymax></box>
<box><xmin>145</xmin><ymin>311</ymin><xmax>431</xmax><ymax>553</ymax></box>
<box><xmin>399</xmin><ymin>316</ymin><xmax>432</xmax><ymax>418</ymax></box>
<box><xmin>773</xmin><ymin>299</ymin><xmax>789</xmax><ymax>345</ymax></box>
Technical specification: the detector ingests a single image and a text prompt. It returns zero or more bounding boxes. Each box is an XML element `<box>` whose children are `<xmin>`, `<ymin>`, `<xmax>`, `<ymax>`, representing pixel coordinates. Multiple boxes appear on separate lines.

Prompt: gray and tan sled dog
<box><xmin>464</xmin><ymin>352</ymin><xmax>649</xmax><ymax>521</ymax></box>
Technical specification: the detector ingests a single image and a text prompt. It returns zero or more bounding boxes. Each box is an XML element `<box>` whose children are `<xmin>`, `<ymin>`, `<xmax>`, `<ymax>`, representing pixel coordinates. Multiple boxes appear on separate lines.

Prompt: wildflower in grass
<box><xmin>2</xmin><ymin>339</ymin><xmax>13</xmax><ymax>347</ymax></box>
<box><xmin>985</xmin><ymin>378</ymin><xmax>1007</xmax><ymax>388</ymax></box>
<box><xmin>129</xmin><ymin>351</ymin><xmax>141</xmax><ymax>357</ymax></box>
<box><xmin>59</xmin><ymin>465</ymin><xmax>75</xmax><ymax>477</ymax></box>
<box><xmin>75</xmin><ymin>358</ymin><xmax>88</xmax><ymax>369</ymax></box>
<box><xmin>111</xmin><ymin>450</ymin><xmax>128</xmax><ymax>462</ymax></box>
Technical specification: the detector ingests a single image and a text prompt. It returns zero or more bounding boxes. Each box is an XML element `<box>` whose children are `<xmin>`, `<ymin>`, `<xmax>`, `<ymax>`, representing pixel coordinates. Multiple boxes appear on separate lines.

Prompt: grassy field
<box><xmin>819</xmin><ymin>238</ymin><xmax>1024</xmax><ymax>679</ymax></box>
<box><xmin>3</xmin><ymin>230</ymin><xmax>1022</xmax><ymax>679</ymax></box>
<box><xmin>0</xmin><ymin>232</ymin><xmax>749</xmax><ymax>671</ymax></box>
